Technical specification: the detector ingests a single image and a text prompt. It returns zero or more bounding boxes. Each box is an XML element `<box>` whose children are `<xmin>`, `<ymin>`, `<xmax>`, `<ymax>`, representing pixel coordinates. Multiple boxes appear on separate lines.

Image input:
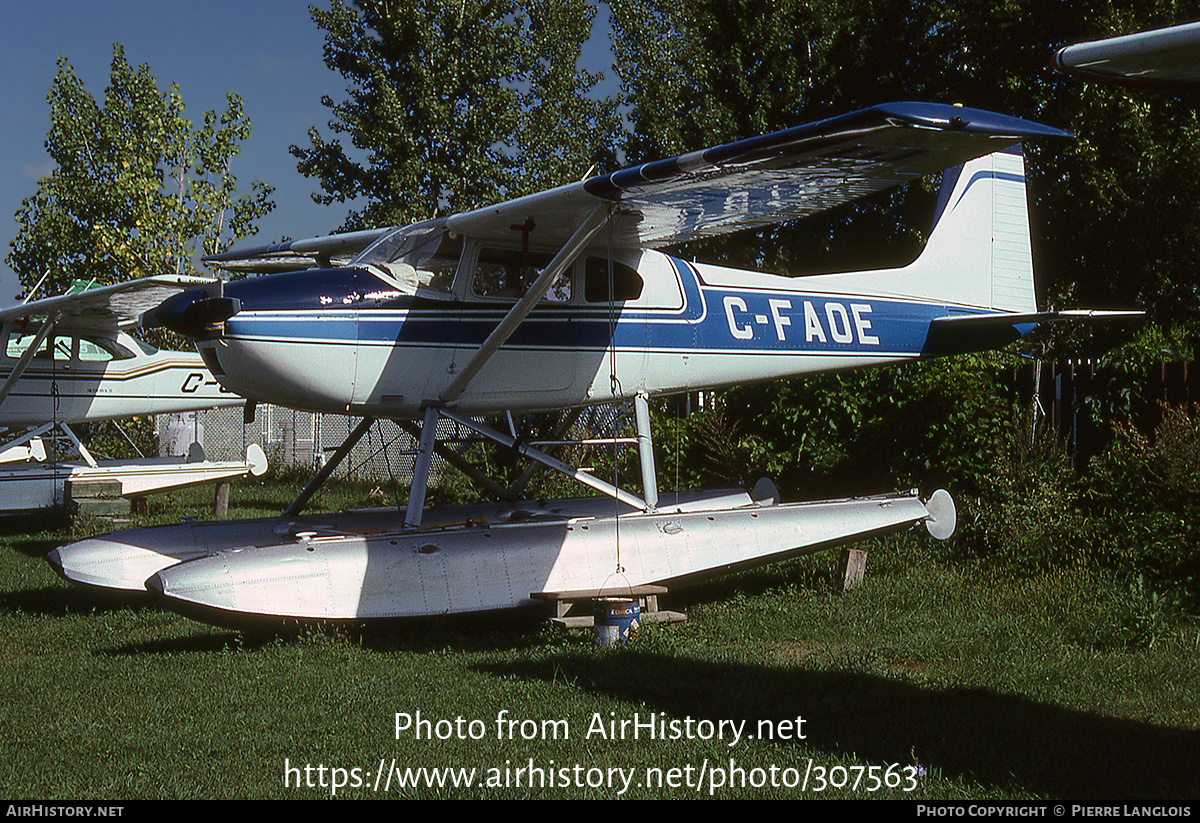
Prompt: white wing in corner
<box><xmin>0</xmin><ymin>274</ymin><xmax>218</xmax><ymax>334</ymax></box>
<box><xmin>1054</xmin><ymin>21</ymin><xmax>1200</xmax><ymax>86</ymax></box>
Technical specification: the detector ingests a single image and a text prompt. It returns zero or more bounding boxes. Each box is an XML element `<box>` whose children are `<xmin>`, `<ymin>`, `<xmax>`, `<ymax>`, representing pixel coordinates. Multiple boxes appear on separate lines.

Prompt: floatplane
<box><xmin>49</xmin><ymin>101</ymin><xmax>1132</xmax><ymax>629</ymax></box>
<box><xmin>0</xmin><ymin>276</ymin><xmax>266</xmax><ymax>513</ymax></box>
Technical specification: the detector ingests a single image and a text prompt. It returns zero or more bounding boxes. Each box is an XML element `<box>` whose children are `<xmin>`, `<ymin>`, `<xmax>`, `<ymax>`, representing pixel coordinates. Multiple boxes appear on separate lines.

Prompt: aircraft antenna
<box><xmin>22</xmin><ymin>270</ymin><xmax>50</xmax><ymax>304</ymax></box>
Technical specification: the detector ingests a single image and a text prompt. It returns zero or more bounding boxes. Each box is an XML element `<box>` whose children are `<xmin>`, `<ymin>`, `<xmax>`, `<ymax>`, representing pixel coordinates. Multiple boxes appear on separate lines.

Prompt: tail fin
<box><xmin>916</xmin><ymin>144</ymin><xmax>1037</xmax><ymax>312</ymax></box>
<box><xmin>797</xmin><ymin>145</ymin><xmax>1038</xmax><ymax>313</ymax></box>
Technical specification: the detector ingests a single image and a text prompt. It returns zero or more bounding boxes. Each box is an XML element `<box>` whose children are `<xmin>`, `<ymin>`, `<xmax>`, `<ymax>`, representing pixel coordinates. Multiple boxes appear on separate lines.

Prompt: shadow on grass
<box><xmin>106</xmin><ymin>630</ymin><xmax>280</xmax><ymax>655</ymax></box>
<box><xmin>0</xmin><ymin>582</ymin><xmax>153</xmax><ymax>618</ymax></box>
<box><xmin>476</xmin><ymin>650</ymin><xmax>1200</xmax><ymax>799</ymax></box>
<box><xmin>94</xmin><ymin>604</ymin><xmax>552</xmax><ymax>656</ymax></box>
<box><xmin>7</xmin><ymin>536</ymin><xmax>68</xmax><ymax>559</ymax></box>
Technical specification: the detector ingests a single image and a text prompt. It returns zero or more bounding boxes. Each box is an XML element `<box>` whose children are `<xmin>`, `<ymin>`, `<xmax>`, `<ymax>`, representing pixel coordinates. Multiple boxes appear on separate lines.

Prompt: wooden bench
<box><xmin>530</xmin><ymin>585</ymin><xmax>686</xmax><ymax>629</ymax></box>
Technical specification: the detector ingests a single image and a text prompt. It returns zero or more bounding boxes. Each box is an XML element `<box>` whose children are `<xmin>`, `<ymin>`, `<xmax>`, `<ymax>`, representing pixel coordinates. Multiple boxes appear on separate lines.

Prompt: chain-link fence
<box><xmin>156</xmin><ymin>405</ymin><xmax>439</xmax><ymax>483</ymax></box>
<box><xmin>154</xmin><ymin>402</ymin><xmax>642</xmax><ymax>487</ymax></box>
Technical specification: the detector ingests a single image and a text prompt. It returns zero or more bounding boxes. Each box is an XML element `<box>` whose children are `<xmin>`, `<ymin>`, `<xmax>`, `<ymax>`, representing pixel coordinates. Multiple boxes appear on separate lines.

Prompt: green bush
<box><xmin>1086</xmin><ymin>403</ymin><xmax>1200</xmax><ymax>592</ymax></box>
<box><xmin>954</xmin><ymin>404</ymin><xmax>1092</xmax><ymax>572</ymax></box>
<box><xmin>699</xmin><ymin>354</ymin><xmax>1016</xmax><ymax>500</ymax></box>
<box><xmin>1081</xmin><ymin>323</ymin><xmax>1196</xmax><ymax>430</ymax></box>
<box><xmin>1060</xmin><ymin>572</ymin><xmax>1186</xmax><ymax>650</ymax></box>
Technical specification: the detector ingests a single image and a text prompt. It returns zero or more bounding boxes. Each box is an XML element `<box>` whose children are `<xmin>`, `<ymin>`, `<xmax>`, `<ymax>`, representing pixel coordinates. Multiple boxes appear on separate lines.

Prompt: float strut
<box><xmin>284</xmin><ymin>416</ymin><xmax>375</xmax><ymax>517</ymax></box>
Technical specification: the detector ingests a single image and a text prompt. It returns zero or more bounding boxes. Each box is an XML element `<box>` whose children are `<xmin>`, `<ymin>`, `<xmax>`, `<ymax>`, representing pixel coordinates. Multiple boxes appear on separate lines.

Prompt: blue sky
<box><xmin>0</xmin><ymin>0</ymin><xmax>617</xmax><ymax>307</ymax></box>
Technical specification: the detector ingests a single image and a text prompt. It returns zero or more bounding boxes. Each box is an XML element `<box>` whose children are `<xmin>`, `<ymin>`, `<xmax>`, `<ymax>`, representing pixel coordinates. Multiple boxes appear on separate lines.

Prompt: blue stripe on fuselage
<box><xmin>222</xmin><ymin>258</ymin><xmax>991</xmax><ymax>357</ymax></box>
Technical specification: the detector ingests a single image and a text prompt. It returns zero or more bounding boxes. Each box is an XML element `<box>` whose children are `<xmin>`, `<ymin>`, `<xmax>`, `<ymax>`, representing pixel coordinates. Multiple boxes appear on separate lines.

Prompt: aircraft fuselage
<box><xmin>0</xmin><ymin>328</ymin><xmax>240</xmax><ymax>429</ymax></box>
<box><xmin>187</xmin><ymin>250</ymin><xmax>1013</xmax><ymax>418</ymax></box>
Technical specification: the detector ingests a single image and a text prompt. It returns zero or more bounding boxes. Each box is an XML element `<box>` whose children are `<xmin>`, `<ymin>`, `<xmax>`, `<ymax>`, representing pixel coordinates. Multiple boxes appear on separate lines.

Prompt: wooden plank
<box><xmin>533</xmin><ymin>585</ymin><xmax>684</xmax><ymax>626</ymax></box>
<box><xmin>213</xmin><ymin>482</ymin><xmax>230</xmax><ymax>517</ymax></box>
<box><xmin>530</xmin><ymin>585</ymin><xmax>669</xmax><ymax>601</ymax></box>
<box><xmin>551</xmin><ymin>611</ymin><xmax>687</xmax><ymax>629</ymax></box>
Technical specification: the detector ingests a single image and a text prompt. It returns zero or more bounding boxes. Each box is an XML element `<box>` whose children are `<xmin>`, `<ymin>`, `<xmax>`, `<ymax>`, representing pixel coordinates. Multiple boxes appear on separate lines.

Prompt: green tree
<box><xmin>292</xmin><ymin>0</ymin><xmax>621</xmax><ymax>230</ymax></box>
<box><xmin>7</xmin><ymin>44</ymin><xmax>275</xmax><ymax>295</ymax></box>
<box><xmin>610</xmin><ymin>0</ymin><xmax>1200</xmax><ymax>329</ymax></box>
<box><xmin>608</xmin><ymin>0</ymin><xmax>1200</xmax><ymax>506</ymax></box>
<box><xmin>609</xmin><ymin>0</ymin><xmax>866</xmax><ymax>272</ymax></box>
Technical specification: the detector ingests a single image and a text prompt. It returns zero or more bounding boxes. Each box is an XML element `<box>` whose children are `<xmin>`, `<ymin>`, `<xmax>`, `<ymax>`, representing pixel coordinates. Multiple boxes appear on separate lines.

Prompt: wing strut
<box><xmin>400</xmin><ymin>402</ymin><xmax>654</xmax><ymax>528</ymax></box>
<box><xmin>439</xmin><ymin>204</ymin><xmax>611</xmax><ymax>404</ymax></box>
<box><xmin>396</xmin><ymin>420</ymin><xmax>509</xmax><ymax>499</ymax></box>
<box><xmin>405</xmin><ymin>406</ymin><xmax>441</xmax><ymax>528</ymax></box>
<box><xmin>634</xmin><ymin>392</ymin><xmax>659</xmax><ymax>511</ymax></box>
<box><xmin>0</xmin><ymin>422</ymin><xmax>56</xmax><ymax>454</ymax></box>
<box><xmin>59</xmin><ymin>423</ymin><xmax>98</xmax><ymax>468</ymax></box>
<box><xmin>439</xmin><ymin>408</ymin><xmax>650</xmax><ymax>512</ymax></box>
<box><xmin>504</xmin><ymin>408</ymin><xmax>584</xmax><ymax>499</ymax></box>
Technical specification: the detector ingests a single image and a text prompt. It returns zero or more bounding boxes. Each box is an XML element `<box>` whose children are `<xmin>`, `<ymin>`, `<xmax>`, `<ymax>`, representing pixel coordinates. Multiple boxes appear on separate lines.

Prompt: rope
<box><xmin>606</xmin><ymin>221</ymin><xmax>623</xmax><ymax>575</ymax></box>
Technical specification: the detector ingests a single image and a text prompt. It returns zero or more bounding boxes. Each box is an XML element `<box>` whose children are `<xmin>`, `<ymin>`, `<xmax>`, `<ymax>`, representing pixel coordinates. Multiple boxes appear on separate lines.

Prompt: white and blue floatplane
<box><xmin>49</xmin><ymin>102</ymin><xmax>1134</xmax><ymax>629</ymax></box>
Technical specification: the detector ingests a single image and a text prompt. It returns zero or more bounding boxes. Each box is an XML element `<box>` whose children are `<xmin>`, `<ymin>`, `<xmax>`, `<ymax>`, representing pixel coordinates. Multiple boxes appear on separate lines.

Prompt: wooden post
<box><xmin>838</xmin><ymin>548</ymin><xmax>868</xmax><ymax>591</ymax></box>
<box><xmin>214</xmin><ymin>482</ymin><xmax>230</xmax><ymax>517</ymax></box>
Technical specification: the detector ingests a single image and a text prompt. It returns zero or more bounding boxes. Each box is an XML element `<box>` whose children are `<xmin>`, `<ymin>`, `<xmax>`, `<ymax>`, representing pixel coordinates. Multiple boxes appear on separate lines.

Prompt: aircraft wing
<box><xmin>447</xmin><ymin>101</ymin><xmax>1071</xmax><ymax>249</ymax></box>
<box><xmin>0</xmin><ymin>274</ymin><xmax>217</xmax><ymax>333</ymax></box>
<box><xmin>1053</xmin><ymin>21</ymin><xmax>1200</xmax><ymax>86</ymax></box>
<box><xmin>204</xmin><ymin>102</ymin><xmax>1069</xmax><ymax>271</ymax></box>
<box><xmin>203</xmin><ymin>228</ymin><xmax>391</xmax><ymax>274</ymax></box>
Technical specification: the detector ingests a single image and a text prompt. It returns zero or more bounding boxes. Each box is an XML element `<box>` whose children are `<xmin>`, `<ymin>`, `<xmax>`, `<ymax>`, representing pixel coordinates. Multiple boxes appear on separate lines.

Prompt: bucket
<box><xmin>593</xmin><ymin>596</ymin><xmax>641</xmax><ymax>646</ymax></box>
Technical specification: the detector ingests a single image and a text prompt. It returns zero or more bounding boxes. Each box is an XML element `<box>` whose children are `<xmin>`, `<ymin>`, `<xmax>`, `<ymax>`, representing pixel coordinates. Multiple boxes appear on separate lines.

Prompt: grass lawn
<box><xmin>1</xmin><ymin>476</ymin><xmax>1198</xmax><ymax>799</ymax></box>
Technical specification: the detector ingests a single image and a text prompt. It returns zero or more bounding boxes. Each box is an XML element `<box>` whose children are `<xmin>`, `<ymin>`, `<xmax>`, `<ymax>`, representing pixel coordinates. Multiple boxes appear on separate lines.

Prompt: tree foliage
<box><xmin>610</xmin><ymin>0</ymin><xmax>1200</xmax><ymax>331</ymax></box>
<box><xmin>7</xmin><ymin>45</ymin><xmax>275</xmax><ymax>296</ymax></box>
<box><xmin>658</xmin><ymin>355</ymin><xmax>1015</xmax><ymax>500</ymax></box>
<box><xmin>292</xmin><ymin>0</ymin><xmax>621</xmax><ymax>230</ymax></box>
<box><xmin>611</xmin><ymin>1</ymin><xmax>1200</xmax><ymax>587</ymax></box>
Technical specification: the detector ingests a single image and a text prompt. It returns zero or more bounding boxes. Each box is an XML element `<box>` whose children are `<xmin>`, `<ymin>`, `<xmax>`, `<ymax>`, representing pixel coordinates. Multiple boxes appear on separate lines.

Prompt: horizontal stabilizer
<box><xmin>933</xmin><ymin>309</ymin><xmax>1145</xmax><ymax>326</ymax></box>
<box><xmin>922</xmin><ymin>309</ymin><xmax>1144</xmax><ymax>356</ymax></box>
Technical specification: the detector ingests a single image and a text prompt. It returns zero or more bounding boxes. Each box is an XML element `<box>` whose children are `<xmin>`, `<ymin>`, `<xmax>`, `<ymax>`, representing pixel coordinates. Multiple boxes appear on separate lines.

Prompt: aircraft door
<box><xmin>1</xmin><ymin>328</ymin><xmax>88</xmax><ymax>425</ymax></box>
<box><xmin>458</xmin><ymin>246</ymin><xmax>579</xmax><ymax>407</ymax></box>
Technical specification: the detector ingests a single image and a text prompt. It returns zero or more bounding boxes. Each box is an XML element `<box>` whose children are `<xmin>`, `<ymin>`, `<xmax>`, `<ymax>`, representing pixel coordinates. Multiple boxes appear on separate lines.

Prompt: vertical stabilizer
<box><xmin>915</xmin><ymin>145</ymin><xmax>1037</xmax><ymax>311</ymax></box>
<box><xmin>797</xmin><ymin>145</ymin><xmax>1039</xmax><ymax>313</ymax></box>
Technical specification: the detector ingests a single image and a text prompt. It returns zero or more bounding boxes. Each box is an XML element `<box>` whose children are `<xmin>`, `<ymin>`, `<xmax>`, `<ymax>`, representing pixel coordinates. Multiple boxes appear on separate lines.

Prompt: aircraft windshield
<box><xmin>352</xmin><ymin>222</ymin><xmax>461</xmax><ymax>295</ymax></box>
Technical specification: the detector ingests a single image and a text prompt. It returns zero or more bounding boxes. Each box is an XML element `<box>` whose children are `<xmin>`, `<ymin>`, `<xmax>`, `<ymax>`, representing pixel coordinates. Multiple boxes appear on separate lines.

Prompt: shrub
<box><xmin>955</xmin><ymin>403</ymin><xmax>1092</xmax><ymax>572</ymax></box>
<box><xmin>1086</xmin><ymin>403</ymin><xmax>1200</xmax><ymax>593</ymax></box>
<box><xmin>708</xmin><ymin>354</ymin><xmax>1016</xmax><ymax>500</ymax></box>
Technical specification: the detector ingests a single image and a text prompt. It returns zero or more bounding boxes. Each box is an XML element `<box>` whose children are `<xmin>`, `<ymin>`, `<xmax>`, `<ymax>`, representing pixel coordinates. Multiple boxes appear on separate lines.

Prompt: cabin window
<box><xmin>76</xmin><ymin>338</ymin><xmax>112</xmax><ymax>362</ymax></box>
<box><xmin>4</xmin><ymin>331</ymin><xmax>69</xmax><ymax>361</ymax></box>
<box><xmin>472</xmin><ymin>247</ymin><xmax>572</xmax><ymax>302</ymax></box>
<box><xmin>4</xmin><ymin>331</ymin><xmax>36</xmax><ymax>360</ymax></box>
<box><xmin>3</xmin><ymin>330</ymin><xmax>136</xmax><ymax>363</ymax></box>
<box><xmin>584</xmin><ymin>257</ymin><xmax>644</xmax><ymax>303</ymax></box>
<box><xmin>131</xmin><ymin>338</ymin><xmax>159</xmax><ymax>356</ymax></box>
